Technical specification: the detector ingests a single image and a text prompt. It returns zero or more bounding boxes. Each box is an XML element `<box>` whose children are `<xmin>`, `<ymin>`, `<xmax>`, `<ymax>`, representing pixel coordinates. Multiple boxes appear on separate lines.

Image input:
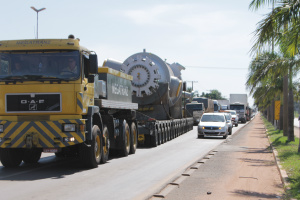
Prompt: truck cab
<box><xmin>0</xmin><ymin>37</ymin><xmax>138</xmax><ymax>168</ymax></box>
<box><xmin>186</xmin><ymin>101</ymin><xmax>204</xmax><ymax>125</ymax></box>
<box><xmin>230</xmin><ymin>102</ymin><xmax>247</xmax><ymax>123</ymax></box>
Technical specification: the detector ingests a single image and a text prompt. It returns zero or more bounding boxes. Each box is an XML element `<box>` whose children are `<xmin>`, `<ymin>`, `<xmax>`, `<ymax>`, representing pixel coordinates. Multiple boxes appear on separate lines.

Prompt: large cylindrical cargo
<box><xmin>103</xmin><ymin>50</ymin><xmax>185</xmax><ymax>119</ymax></box>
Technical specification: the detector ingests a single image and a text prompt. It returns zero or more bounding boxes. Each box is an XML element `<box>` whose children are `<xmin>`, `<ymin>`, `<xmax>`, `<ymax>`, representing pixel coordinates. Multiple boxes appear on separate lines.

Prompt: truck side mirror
<box><xmin>88</xmin><ymin>75</ymin><xmax>95</xmax><ymax>83</ymax></box>
<box><xmin>89</xmin><ymin>54</ymin><xmax>98</xmax><ymax>74</ymax></box>
<box><xmin>183</xmin><ymin>81</ymin><xmax>186</xmax><ymax>91</ymax></box>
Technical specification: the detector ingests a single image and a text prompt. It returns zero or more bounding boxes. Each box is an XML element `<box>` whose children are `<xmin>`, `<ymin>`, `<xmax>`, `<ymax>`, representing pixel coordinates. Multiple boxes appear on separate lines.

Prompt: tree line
<box><xmin>246</xmin><ymin>0</ymin><xmax>300</xmax><ymax>152</ymax></box>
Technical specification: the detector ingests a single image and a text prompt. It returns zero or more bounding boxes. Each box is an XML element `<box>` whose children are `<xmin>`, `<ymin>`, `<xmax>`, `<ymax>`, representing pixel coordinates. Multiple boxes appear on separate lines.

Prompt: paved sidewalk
<box><xmin>153</xmin><ymin>114</ymin><xmax>285</xmax><ymax>200</ymax></box>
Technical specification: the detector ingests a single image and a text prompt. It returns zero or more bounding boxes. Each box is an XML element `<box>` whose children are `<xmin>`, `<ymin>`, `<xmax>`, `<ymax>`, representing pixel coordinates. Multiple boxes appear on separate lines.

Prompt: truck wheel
<box><xmin>80</xmin><ymin>125</ymin><xmax>102</xmax><ymax>168</ymax></box>
<box><xmin>23</xmin><ymin>149</ymin><xmax>42</xmax><ymax>164</ymax></box>
<box><xmin>101</xmin><ymin>126</ymin><xmax>109</xmax><ymax>164</ymax></box>
<box><xmin>129</xmin><ymin>122</ymin><xmax>137</xmax><ymax>154</ymax></box>
<box><xmin>158</xmin><ymin>127</ymin><xmax>162</xmax><ymax>145</ymax></box>
<box><xmin>161</xmin><ymin>127</ymin><xmax>165</xmax><ymax>144</ymax></box>
<box><xmin>150</xmin><ymin>129</ymin><xmax>158</xmax><ymax>147</ymax></box>
<box><xmin>166</xmin><ymin>126</ymin><xmax>170</xmax><ymax>141</ymax></box>
<box><xmin>0</xmin><ymin>148</ymin><xmax>24</xmax><ymax>167</ymax></box>
<box><xmin>120</xmin><ymin>122</ymin><xmax>130</xmax><ymax>157</ymax></box>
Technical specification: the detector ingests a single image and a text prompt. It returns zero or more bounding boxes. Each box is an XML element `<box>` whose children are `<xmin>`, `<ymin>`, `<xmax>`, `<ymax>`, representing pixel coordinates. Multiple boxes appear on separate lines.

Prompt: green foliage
<box><xmin>262</xmin><ymin>116</ymin><xmax>300</xmax><ymax>199</ymax></box>
<box><xmin>200</xmin><ymin>89</ymin><xmax>226</xmax><ymax>100</ymax></box>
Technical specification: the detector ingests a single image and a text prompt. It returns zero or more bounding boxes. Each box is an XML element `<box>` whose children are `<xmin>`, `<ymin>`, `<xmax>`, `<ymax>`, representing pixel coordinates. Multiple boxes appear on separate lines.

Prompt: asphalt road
<box><xmin>0</xmin><ymin>123</ymin><xmax>247</xmax><ymax>200</ymax></box>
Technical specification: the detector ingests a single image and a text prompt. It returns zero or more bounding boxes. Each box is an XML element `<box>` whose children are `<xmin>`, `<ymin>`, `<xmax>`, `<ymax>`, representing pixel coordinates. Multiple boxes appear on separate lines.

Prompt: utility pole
<box><xmin>186</xmin><ymin>81</ymin><xmax>198</xmax><ymax>91</ymax></box>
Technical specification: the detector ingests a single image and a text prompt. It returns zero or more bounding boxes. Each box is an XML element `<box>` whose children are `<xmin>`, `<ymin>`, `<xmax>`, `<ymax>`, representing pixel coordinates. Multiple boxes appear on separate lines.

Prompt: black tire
<box><xmin>120</xmin><ymin>121</ymin><xmax>130</xmax><ymax>157</ymax></box>
<box><xmin>0</xmin><ymin>148</ymin><xmax>24</xmax><ymax>167</ymax></box>
<box><xmin>166</xmin><ymin>126</ymin><xmax>170</xmax><ymax>141</ymax></box>
<box><xmin>101</xmin><ymin>126</ymin><xmax>109</xmax><ymax>164</ymax></box>
<box><xmin>80</xmin><ymin>125</ymin><xmax>102</xmax><ymax>168</ymax></box>
<box><xmin>158</xmin><ymin>127</ymin><xmax>162</xmax><ymax>145</ymax></box>
<box><xmin>198</xmin><ymin>135</ymin><xmax>204</xmax><ymax>139</ymax></box>
<box><xmin>23</xmin><ymin>149</ymin><xmax>42</xmax><ymax>164</ymax></box>
<box><xmin>161</xmin><ymin>127</ymin><xmax>165</xmax><ymax>144</ymax></box>
<box><xmin>151</xmin><ymin>128</ymin><xmax>158</xmax><ymax>147</ymax></box>
<box><xmin>129</xmin><ymin>122</ymin><xmax>137</xmax><ymax>154</ymax></box>
<box><xmin>223</xmin><ymin>134</ymin><xmax>228</xmax><ymax>139</ymax></box>
<box><xmin>235</xmin><ymin>124</ymin><xmax>238</xmax><ymax>127</ymax></box>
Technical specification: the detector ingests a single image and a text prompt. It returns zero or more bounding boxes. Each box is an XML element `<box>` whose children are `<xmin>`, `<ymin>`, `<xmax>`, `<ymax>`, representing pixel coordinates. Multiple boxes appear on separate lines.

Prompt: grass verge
<box><xmin>262</xmin><ymin>116</ymin><xmax>300</xmax><ymax>200</ymax></box>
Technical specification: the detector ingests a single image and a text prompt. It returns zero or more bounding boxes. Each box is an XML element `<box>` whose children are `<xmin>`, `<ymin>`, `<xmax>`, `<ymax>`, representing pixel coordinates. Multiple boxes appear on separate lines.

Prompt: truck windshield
<box><xmin>0</xmin><ymin>51</ymin><xmax>80</xmax><ymax>81</ymax></box>
<box><xmin>186</xmin><ymin>104</ymin><xmax>203</xmax><ymax>117</ymax></box>
<box><xmin>186</xmin><ymin>104</ymin><xmax>203</xmax><ymax>111</ymax></box>
<box><xmin>230</xmin><ymin>105</ymin><xmax>244</xmax><ymax>110</ymax></box>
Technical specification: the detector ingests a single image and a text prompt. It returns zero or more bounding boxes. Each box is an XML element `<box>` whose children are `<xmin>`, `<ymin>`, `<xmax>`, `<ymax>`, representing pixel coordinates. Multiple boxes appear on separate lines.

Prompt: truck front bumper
<box><xmin>0</xmin><ymin>119</ymin><xmax>85</xmax><ymax>149</ymax></box>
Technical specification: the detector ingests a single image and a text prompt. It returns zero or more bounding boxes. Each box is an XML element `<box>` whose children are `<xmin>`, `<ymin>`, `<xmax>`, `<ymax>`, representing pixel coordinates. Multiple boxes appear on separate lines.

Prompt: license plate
<box><xmin>43</xmin><ymin>148</ymin><xmax>58</xmax><ymax>153</ymax></box>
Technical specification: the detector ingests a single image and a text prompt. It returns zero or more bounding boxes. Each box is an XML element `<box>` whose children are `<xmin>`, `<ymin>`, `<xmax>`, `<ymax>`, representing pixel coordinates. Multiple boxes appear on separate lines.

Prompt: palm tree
<box><xmin>249</xmin><ymin>0</ymin><xmax>300</xmax><ymax>142</ymax></box>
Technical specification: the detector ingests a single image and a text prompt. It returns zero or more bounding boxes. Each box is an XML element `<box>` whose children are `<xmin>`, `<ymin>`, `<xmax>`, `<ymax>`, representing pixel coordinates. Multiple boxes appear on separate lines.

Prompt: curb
<box><xmin>266</xmin><ymin>132</ymin><xmax>290</xmax><ymax>190</ymax></box>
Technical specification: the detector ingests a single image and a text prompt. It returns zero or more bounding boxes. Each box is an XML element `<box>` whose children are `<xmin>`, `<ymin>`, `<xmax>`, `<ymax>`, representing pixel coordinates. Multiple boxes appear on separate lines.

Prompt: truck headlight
<box><xmin>0</xmin><ymin>124</ymin><xmax>3</xmax><ymax>133</ymax></box>
<box><xmin>63</xmin><ymin>124</ymin><xmax>76</xmax><ymax>132</ymax></box>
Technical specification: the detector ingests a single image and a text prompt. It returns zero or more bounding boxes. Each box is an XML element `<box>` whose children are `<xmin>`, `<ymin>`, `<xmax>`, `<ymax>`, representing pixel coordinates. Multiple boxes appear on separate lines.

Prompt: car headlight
<box><xmin>63</xmin><ymin>124</ymin><xmax>76</xmax><ymax>132</ymax></box>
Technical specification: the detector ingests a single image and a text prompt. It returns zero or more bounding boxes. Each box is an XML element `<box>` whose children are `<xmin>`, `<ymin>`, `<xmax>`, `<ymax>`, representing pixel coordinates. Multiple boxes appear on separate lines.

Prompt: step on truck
<box><xmin>0</xmin><ymin>36</ymin><xmax>138</xmax><ymax>168</ymax></box>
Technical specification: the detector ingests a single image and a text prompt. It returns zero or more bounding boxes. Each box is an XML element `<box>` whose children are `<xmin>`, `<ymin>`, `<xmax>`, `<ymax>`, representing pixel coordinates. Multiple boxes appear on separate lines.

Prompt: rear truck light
<box><xmin>0</xmin><ymin>124</ymin><xmax>3</xmax><ymax>132</ymax></box>
<box><xmin>63</xmin><ymin>124</ymin><xmax>76</xmax><ymax>132</ymax></box>
<box><xmin>63</xmin><ymin>137</ymin><xmax>75</xmax><ymax>142</ymax></box>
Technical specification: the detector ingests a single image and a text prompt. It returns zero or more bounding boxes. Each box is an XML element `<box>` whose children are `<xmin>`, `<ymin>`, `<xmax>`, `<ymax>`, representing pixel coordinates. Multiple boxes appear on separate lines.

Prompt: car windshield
<box><xmin>230</xmin><ymin>111</ymin><xmax>236</xmax><ymax>115</ymax></box>
<box><xmin>0</xmin><ymin>51</ymin><xmax>80</xmax><ymax>81</ymax></box>
<box><xmin>201</xmin><ymin>115</ymin><xmax>225</xmax><ymax>122</ymax></box>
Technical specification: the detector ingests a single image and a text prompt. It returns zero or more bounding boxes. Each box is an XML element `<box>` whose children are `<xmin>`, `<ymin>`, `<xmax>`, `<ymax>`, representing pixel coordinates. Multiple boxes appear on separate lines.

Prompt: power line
<box><xmin>185</xmin><ymin>66</ymin><xmax>248</xmax><ymax>70</ymax></box>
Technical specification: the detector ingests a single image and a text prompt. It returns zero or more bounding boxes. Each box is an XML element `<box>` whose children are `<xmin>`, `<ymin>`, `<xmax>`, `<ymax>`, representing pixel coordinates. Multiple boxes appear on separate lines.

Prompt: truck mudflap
<box><xmin>0</xmin><ymin>119</ymin><xmax>85</xmax><ymax>148</ymax></box>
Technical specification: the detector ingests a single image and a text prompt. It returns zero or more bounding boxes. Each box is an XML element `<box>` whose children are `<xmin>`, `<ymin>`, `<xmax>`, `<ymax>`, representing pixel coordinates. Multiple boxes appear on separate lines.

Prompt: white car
<box><xmin>198</xmin><ymin>113</ymin><xmax>229</xmax><ymax>139</ymax></box>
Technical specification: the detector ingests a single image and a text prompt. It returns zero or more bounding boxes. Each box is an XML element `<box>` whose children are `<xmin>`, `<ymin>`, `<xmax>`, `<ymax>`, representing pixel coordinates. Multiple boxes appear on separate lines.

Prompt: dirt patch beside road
<box><xmin>163</xmin><ymin>114</ymin><xmax>284</xmax><ymax>200</ymax></box>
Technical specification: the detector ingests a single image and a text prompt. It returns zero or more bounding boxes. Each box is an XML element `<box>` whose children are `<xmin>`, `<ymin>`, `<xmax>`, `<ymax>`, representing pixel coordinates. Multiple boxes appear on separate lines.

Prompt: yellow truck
<box><xmin>0</xmin><ymin>36</ymin><xmax>138</xmax><ymax>168</ymax></box>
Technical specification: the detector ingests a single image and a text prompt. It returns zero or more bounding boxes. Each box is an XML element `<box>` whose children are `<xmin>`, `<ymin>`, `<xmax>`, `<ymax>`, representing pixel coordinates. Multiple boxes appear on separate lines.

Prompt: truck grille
<box><xmin>6</xmin><ymin>93</ymin><xmax>61</xmax><ymax>113</ymax></box>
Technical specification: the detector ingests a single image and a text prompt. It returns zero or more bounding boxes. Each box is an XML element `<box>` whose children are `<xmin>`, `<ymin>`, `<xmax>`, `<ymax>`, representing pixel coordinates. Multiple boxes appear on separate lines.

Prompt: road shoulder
<box><xmin>156</xmin><ymin>114</ymin><xmax>284</xmax><ymax>200</ymax></box>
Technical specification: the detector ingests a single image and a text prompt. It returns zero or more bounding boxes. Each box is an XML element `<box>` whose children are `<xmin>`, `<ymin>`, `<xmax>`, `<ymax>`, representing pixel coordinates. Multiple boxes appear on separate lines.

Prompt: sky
<box><xmin>1</xmin><ymin>0</ymin><xmax>272</xmax><ymax>106</ymax></box>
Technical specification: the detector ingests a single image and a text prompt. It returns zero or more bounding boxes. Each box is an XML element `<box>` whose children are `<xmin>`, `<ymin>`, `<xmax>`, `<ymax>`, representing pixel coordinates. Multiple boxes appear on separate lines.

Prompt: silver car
<box><xmin>224</xmin><ymin>112</ymin><xmax>232</xmax><ymax>135</ymax></box>
<box><xmin>226</xmin><ymin>110</ymin><xmax>239</xmax><ymax>127</ymax></box>
<box><xmin>198</xmin><ymin>113</ymin><xmax>229</xmax><ymax>139</ymax></box>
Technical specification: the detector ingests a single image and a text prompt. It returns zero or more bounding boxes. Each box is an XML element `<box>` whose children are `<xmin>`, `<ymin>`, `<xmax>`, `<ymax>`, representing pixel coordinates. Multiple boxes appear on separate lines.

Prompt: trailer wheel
<box><xmin>23</xmin><ymin>149</ymin><xmax>42</xmax><ymax>164</ymax></box>
<box><xmin>120</xmin><ymin>121</ymin><xmax>130</xmax><ymax>157</ymax></box>
<box><xmin>101</xmin><ymin>126</ymin><xmax>109</xmax><ymax>164</ymax></box>
<box><xmin>150</xmin><ymin>128</ymin><xmax>158</xmax><ymax>147</ymax></box>
<box><xmin>158</xmin><ymin>127</ymin><xmax>162</xmax><ymax>145</ymax></box>
<box><xmin>166</xmin><ymin>126</ymin><xmax>170</xmax><ymax>141</ymax></box>
<box><xmin>80</xmin><ymin>125</ymin><xmax>102</xmax><ymax>168</ymax></box>
<box><xmin>161</xmin><ymin>127</ymin><xmax>165</xmax><ymax>144</ymax></box>
<box><xmin>129</xmin><ymin>122</ymin><xmax>137</xmax><ymax>154</ymax></box>
<box><xmin>0</xmin><ymin>148</ymin><xmax>24</xmax><ymax>167</ymax></box>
